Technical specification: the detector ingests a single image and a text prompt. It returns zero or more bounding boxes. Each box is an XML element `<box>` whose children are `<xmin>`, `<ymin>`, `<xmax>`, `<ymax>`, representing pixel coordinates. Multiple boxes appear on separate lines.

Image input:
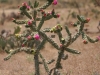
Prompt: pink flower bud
<box><xmin>56</xmin><ymin>14</ymin><xmax>60</xmax><ymax>18</ymax></box>
<box><xmin>27</xmin><ymin>35</ymin><xmax>32</xmax><ymax>40</ymax></box>
<box><xmin>27</xmin><ymin>6</ymin><xmax>30</xmax><ymax>10</ymax></box>
<box><xmin>43</xmin><ymin>13</ymin><xmax>47</xmax><ymax>17</ymax></box>
<box><xmin>60</xmin><ymin>44</ymin><xmax>63</xmax><ymax>48</ymax></box>
<box><xmin>48</xmin><ymin>12</ymin><xmax>51</xmax><ymax>15</ymax></box>
<box><xmin>52</xmin><ymin>0</ymin><xmax>58</xmax><ymax>5</ymax></box>
<box><xmin>22</xmin><ymin>44</ymin><xmax>25</xmax><ymax>47</ymax></box>
<box><xmin>28</xmin><ymin>20</ymin><xmax>33</xmax><ymax>25</ymax></box>
<box><xmin>11</xmin><ymin>18</ymin><xmax>15</xmax><ymax>21</ymax></box>
<box><xmin>11</xmin><ymin>18</ymin><xmax>16</xmax><ymax>22</ymax></box>
<box><xmin>96</xmin><ymin>36</ymin><xmax>100</xmax><ymax>41</ymax></box>
<box><xmin>70</xmin><ymin>22</ymin><xmax>74</xmax><ymax>26</ymax></box>
<box><xmin>83</xmin><ymin>40</ymin><xmax>88</xmax><ymax>44</ymax></box>
<box><xmin>22</xmin><ymin>2</ymin><xmax>27</xmax><ymax>7</ymax></box>
<box><xmin>40</xmin><ymin>9</ymin><xmax>44</xmax><ymax>12</ymax></box>
<box><xmin>85</xmin><ymin>18</ymin><xmax>90</xmax><ymax>23</ymax></box>
<box><xmin>17</xmin><ymin>12</ymin><xmax>21</xmax><ymax>15</ymax></box>
<box><xmin>18</xmin><ymin>6</ymin><xmax>20</xmax><ymax>8</ymax></box>
<box><xmin>34</xmin><ymin>34</ymin><xmax>40</xmax><ymax>40</ymax></box>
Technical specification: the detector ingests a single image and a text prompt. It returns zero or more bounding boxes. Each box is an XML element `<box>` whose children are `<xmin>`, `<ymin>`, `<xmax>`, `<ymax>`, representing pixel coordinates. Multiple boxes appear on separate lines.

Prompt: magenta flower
<box><xmin>52</xmin><ymin>0</ymin><xmax>58</xmax><ymax>5</ymax></box>
<box><xmin>56</xmin><ymin>14</ymin><xmax>60</xmax><ymax>18</ymax></box>
<box><xmin>27</xmin><ymin>6</ymin><xmax>30</xmax><ymax>10</ymax></box>
<box><xmin>22</xmin><ymin>44</ymin><xmax>25</xmax><ymax>47</ymax></box>
<box><xmin>34</xmin><ymin>34</ymin><xmax>40</xmax><ymax>40</ymax></box>
<box><xmin>28</xmin><ymin>20</ymin><xmax>33</xmax><ymax>25</ymax></box>
<box><xmin>96</xmin><ymin>36</ymin><xmax>100</xmax><ymax>41</ymax></box>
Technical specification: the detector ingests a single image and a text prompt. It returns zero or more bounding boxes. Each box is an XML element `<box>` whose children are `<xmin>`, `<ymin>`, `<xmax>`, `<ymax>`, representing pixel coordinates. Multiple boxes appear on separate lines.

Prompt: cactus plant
<box><xmin>0</xmin><ymin>0</ymin><xmax>99</xmax><ymax>75</ymax></box>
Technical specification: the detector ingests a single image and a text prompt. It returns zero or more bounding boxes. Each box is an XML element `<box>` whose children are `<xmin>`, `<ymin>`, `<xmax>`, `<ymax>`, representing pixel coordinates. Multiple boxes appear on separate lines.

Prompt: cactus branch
<box><xmin>4</xmin><ymin>47</ymin><xmax>35</xmax><ymax>61</ymax></box>
<box><xmin>65</xmin><ymin>26</ymin><xmax>72</xmax><ymax>47</ymax></box>
<box><xmin>34</xmin><ymin>39</ymin><xmax>46</xmax><ymax>75</ymax></box>
<box><xmin>39</xmin><ymin>53</ymin><xmax>50</xmax><ymax>74</ymax></box>
<box><xmin>57</xmin><ymin>31</ymin><xmax>63</xmax><ymax>43</ymax></box>
<box><xmin>65</xmin><ymin>48</ymin><xmax>81</xmax><ymax>54</ymax></box>
<box><xmin>55</xmin><ymin>49</ymin><xmax>64</xmax><ymax>69</ymax></box>
<box><xmin>23</xmin><ymin>10</ymin><xmax>32</xmax><ymax>19</ymax></box>
<box><xmin>34</xmin><ymin>53</ymin><xmax>40</xmax><ymax>75</ymax></box>
<box><xmin>36</xmin><ymin>15</ymin><xmax>53</xmax><ymax>21</ymax></box>
<box><xmin>37</xmin><ymin>16</ymin><xmax>45</xmax><ymax>31</ymax></box>
<box><xmin>71</xmin><ymin>23</ymin><xmax>84</xmax><ymax>44</ymax></box>
<box><xmin>13</xmin><ymin>20</ymin><xmax>27</xmax><ymax>25</ymax></box>
<box><xmin>36</xmin><ymin>1</ymin><xmax>53</xmax><ymax>11</ymax></box>
<box><xmin>39</xmin><ymin>31</ymin><xmax>60</xmax><ymax>50</ymax></box>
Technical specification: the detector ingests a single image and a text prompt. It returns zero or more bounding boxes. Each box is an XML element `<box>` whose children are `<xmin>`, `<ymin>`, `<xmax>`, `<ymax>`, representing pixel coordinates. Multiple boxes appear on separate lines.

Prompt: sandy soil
<box><xmin>0</xmin><ymin>8</ymin><xmax>100</xmax><ymax>75</ymax></box>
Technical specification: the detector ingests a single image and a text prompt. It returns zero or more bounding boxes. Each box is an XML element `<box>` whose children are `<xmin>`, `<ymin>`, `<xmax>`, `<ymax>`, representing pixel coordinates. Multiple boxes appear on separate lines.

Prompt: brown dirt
<box><xmin>0</xmin><ymin>7</ymin><xmax>100</xmax><ymax>75</ymax></box>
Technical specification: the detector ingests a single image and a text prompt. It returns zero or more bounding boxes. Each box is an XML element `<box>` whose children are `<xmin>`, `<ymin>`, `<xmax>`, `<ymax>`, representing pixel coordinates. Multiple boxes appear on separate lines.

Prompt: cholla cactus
<box><xmin>1</xmin><ymin>0</ymin><xmax>99</xmax><ymax>75</ymax></box>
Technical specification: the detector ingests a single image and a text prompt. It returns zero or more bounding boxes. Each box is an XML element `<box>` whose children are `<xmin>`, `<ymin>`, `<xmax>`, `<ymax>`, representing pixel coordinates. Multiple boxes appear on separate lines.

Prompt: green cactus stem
<box><xmin>39</xmin><ymin>59</ymin><xmax>55</xmax><ymax>65</ymax></box>
<box><xmin>36</xmin><ymin>1</ymin><xmax>53</xmax><ymax>11</ymax></box>
<box><xmin>13</xmin><ymin>26</ymin><xmax>21</xmax><ymax>34</ymax></box>
<box><xmin>65</xmin><ymin>26</ymin><xmax>71</xmax><ymax>36</ymax></box>
<box><xmin>47</xmin><ymin>59</ymin><xmax>55</xmax><ymax>64</ymax></box>
<box><xmin>33</xmin><ymin>10</ymin><xmax>37</xmax><ymax>20</ymax></box>
<box><xmin>28</xmin><ymin>1</ymin><xmax>33</xmax><ymax>8</ymax></box>
<box><xmin>36</xmin><ymin>39</ymin><xmax>46</xmax><ymax>51</ymax></box>
<box><xmin>39</xmin><ymin>31</ymin><xmax>60</xmax><ymax>50</ymax></box>
<box><xmin>64</xmin><ymin>26</ymin><xmax>72</xmax><ymax>47</ymax></box>
<box><xmin>81</xmin><ymin>31</ymin><xmax>98</xmax><ymax>43</ymax></box>
<box><xmin>13</xmin><ymin>20</ymin><xmax>27</xmax><ymax>25</ymax></box>
<box><xmin>36</xmin><ymin>15</ymin><xmax>53</xmax><ymax>21</ymax></box>
<box><xmin>34</xmin><ymin>1</ymin><xmax>39</xmax><ymax>8</ymax></box>
<box><xmin>65</xmin><ymin>48</ymin><xmax>81</xmax><ymax>54</ymax></box>
<box><xmin>4</xmin><ymin>47</ymin><xmax>35</xmax><ymax>61</ymax></box>
<box><xmin>56</xmin><ymin>31</ymin><xmax>63</xmax><ymax>44</ymax></box>
<box><xmin>37</xmin><ymin>16</ymin><xmax>45</xmax><ymax>31</ymax></box>
<box><xmin>42</xmin><ymin>28</ymin><xmax>51</xmax><ymax>32</ymax></box>
<box><xmin>77</xmin><ymin>15</ymin><xmax>85</xmax><ymax>23</ymax></box>
<box><xmin>22</xmin><ymin>10</ymin><xmax>32</xmax><ymax>19</ymax></box>
<box><xmin>0</xmin><ymin>38</ymin><xmax>7</xmax><ymax>50</ymax></box>
<box><xmin>81</xmin><ymin>31</ymin><xmax>87</xmax><ymax>40</ymax></box>
<box><xmin>39</xmin><ymin>53</ymin><xmax>49</xmax><ymax>74</ymax></box>
<box><xmin>31</xmin><ymin>9</ymin><xmax>37</xmax><ymax>26</ymax></box>
<box><xmin>71</xmin><ymin>22</ymin><xmax>84</xmax><ymax>44</ymax></box>
<box><xmin>30</xmin><ymin>25</ymin><xmax>37</xmax><ymax>32</ymax></box>
<box><xmin>34</xmin><ymin>39</ymin><xmax>46</xmax><ymax>75</ymax></box>
<box><xmin>86</xmin><ymin>34</ymin><xmax>98</xmax><ymax>43</ymax></box>
<box><xmin>4</xmin><ymin>49</ymin><xmax>20</xmax><ymax>61</ymax></box>
<box><xmin>34</xmin><ymin>52</ymin><xmax>40</xmax><ymax>75</ymax></box>
<box><xmin>55</xmin><ymin>49</ymin><xmax>64</xmax><ymax>69</ymax></box>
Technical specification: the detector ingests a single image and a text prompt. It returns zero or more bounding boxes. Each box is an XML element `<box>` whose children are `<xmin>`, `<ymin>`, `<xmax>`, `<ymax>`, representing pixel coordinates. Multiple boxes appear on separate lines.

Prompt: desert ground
<box><xmin>0</xmin><ymin>0</ymin><xmax>100</xmax><ymax>75</ymax></box>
